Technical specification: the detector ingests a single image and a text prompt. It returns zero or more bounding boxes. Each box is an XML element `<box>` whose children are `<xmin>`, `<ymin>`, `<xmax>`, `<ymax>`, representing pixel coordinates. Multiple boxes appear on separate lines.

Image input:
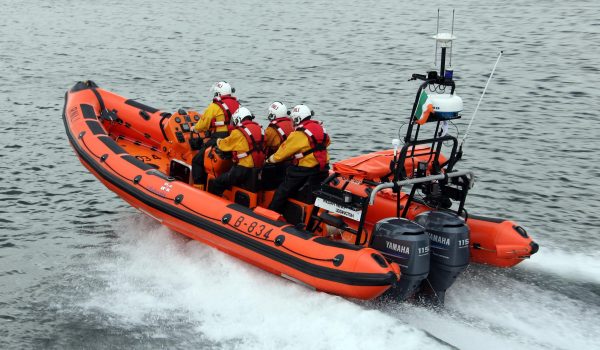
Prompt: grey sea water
<box><xmin>1</xmin><ymin>0</ymin><xmax>599</xmax><ymax>349</ymax></box>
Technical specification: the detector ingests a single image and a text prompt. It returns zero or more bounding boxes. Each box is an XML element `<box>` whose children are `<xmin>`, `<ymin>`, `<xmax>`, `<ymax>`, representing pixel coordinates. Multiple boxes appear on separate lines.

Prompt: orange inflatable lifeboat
<box><xmin>63</xmin><ymin>35</ymin><xmax>538</xmax><ymax>304</ymax></box>
<box><xmin>62</xmin><ymin>81</ymin><xmax>400</xmax><ymax>300</ymax></box>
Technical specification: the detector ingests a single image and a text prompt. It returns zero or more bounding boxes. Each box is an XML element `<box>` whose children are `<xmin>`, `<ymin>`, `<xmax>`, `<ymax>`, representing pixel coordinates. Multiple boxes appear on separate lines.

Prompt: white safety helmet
<box><xmin>232</xmin><ymin>107</ymin><xmax>253</xmax><ymax>126</ymax></box>
<box><xmin>211</xmin><ymin>81</ymin><xmax>235</xmax><ymax>97</ymax></box>
<box><xmin>290</xmin><ymin>104</ymin><xmax>314</xmax><ymax>125</ymax></box>
<box><xmin>267</xmin><ymin>101</ymin><xmax>289</xmax><ymax>121</ymax></box>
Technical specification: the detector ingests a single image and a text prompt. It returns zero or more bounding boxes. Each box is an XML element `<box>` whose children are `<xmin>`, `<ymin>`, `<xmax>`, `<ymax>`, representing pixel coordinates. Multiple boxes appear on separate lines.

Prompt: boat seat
<box><xmin>231</xmin><ymin>186</ymin><xmax>259</xmax><ymax>208</ymax></box>
<box><xmin>283</xmin><ymin>198</ymin><xmax>313</xmax><ymax>226</ymax></box>
<box><xmin>206</xmin><ymin>173</ymin><xmax>260</xmax><ymax>208</ymax></box>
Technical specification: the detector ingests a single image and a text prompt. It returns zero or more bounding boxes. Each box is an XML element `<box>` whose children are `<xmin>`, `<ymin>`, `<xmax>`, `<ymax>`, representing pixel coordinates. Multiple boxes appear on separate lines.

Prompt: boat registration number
<box><xmin>232</xmin><ymin>215</ymin><xmax>273</xmax><ymax>240</ymax></box>
<box><xmin>314</xmin><ymin>198</ymin><xmax>362</xmax><ymax>221</ymax></box>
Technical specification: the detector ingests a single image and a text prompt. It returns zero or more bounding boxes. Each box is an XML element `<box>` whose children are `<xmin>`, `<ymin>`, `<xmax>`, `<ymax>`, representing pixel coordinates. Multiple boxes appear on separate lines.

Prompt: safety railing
<box><xmin>368</xmin><ymin>170</ymin><xmax>474</xmax><ymax>205</ymax></box>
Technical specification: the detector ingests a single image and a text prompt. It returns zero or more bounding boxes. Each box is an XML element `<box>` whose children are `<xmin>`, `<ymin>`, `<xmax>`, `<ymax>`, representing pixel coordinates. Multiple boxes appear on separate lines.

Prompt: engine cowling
<box><xmin>371</xmin><ymin>217</ymin><xmax>430</xmax><ymax>300</ymax></box>
<box><xmin>414</xmin><ymin>211</ymin><xmax>470</xmax><ymax>305</ymax></box>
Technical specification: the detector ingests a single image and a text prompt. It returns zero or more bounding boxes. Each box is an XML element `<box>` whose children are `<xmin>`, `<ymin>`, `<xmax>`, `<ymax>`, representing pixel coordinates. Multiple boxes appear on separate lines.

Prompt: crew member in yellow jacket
<box><xmin>191</xmin><ymin>81</ymin><xmax>240</xmax><ymax>188</ymax></box>
<box><xmin>266</xmin><ymin>104</ymin><xmax>330</xmax><ymax>214</ymax></box>
<box><xmin>210</xmin><ymin>107</ymin><xmax>265</xmax><ymax>196</ymax></box>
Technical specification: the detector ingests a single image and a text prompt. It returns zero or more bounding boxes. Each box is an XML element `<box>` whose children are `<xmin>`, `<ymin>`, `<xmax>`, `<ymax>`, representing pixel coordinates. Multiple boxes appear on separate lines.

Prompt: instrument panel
<box><xmin>160</xmin><ymin>109</ymin><xmax>204</xmax><ymax>160</ymax></box>
<box><xmin>164</xmin><ymin>110</ymin><xmax>201</xmax><ymax>145</ymax></box>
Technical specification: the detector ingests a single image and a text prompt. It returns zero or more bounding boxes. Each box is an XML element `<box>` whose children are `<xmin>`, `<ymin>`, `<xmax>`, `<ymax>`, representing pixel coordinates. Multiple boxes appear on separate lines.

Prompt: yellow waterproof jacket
<box><xmin>268</xmin><ymin>130</ymin><xmax>330</xmax><ymax>168</ymax></box>
<box><xmin>265</xmin><ymin>126</ymin><xmax>282</xmax><ymax>151</ymax></box>
<box><xmin>193</xmin><ymin>103</ymin><xmax>229</xmax><ymax>133</ymax></box>
<box><xmin>216</xmin><ymin>129</ymin><xmax>254</xmax><ymax>168</ymax></box>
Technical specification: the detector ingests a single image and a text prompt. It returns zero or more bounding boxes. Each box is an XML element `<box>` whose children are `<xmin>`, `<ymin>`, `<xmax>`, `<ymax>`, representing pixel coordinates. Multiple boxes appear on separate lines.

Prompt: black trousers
<box><xmin>209</xmin><ymin>165</ymin><xmax>253</xmax><ymax>196</ymax></box>
<box><xmin>268</xmin><ymin>165</ymin><xmax>329</xmax><ymax>214</ymax></box>
<box><xmin>191</xmin><ymin>133</ymin><xmax>227</xmax><ymax>185</ymax></box>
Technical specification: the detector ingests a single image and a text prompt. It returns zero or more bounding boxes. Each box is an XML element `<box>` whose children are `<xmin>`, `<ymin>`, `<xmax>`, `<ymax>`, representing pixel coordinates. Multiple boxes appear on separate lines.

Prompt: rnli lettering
<box><xmin>160</xmin><ymin>182</ymin><xmax>172</xmax><ymax>193</ymax></box>
<box><xmin>428</xmin><ymin>233</ymin><xmax>450</xmax><ymax>246</ymax></box>
<box><xmin>68</xmin><ymin>106</ymin><xmax>80</xmax><ymax>122</ymax></box>
<box><xmin>233</xmin><ymin>215</ymin><xmax>273</xmax><ymax>240</ymax></box>
<box><xmin>385</xmin><ymin>241</ymin><xmax>410</xmax><ymax>255</ymax></box>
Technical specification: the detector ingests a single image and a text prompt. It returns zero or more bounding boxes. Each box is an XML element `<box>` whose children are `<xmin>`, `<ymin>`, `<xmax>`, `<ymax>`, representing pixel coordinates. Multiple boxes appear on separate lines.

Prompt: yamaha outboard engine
<box><xmin>371</xmin><ymin>218</ymin><xmax>430</xmax><ymax>301</ymax></box>
<box><xmin>414</xmin><ymin>211</ymin><xmax>470</xmax><ymax>305</ymax></box>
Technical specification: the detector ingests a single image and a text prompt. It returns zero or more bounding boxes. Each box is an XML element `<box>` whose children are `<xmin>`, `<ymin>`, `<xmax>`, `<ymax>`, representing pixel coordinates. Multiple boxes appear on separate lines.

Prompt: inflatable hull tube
<box><xmin>63</xmin><ymin>82</ymin><xmax>399</xmax><ymax>300</ymax></box>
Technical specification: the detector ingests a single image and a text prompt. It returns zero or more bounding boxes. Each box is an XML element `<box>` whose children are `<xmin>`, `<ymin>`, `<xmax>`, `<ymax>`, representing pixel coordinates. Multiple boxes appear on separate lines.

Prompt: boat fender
<box><xmin>333</xmin><ymin>254</ymin><xmax>344</xmax><ymax>267</ymax></box>
<box><xmin>100</xmin><ymin>154</ymin><xmax>108</xmax><ymax>162</ymax></box>
<box><xmin>78</xmin><ymin>131</ymin><xmax>86</xmax><ymax>139</ymax></box>
<box><xmin>221</xmin><ymin>213</ymin><xmax>232</xmax><ymax>224</ymax></box>
<box><xmin>174</xmin><ymin>194</ymin><xmax>184</xmax><ymax>205</ymax></box>
<box><xmin>274</xmin><ymin>235</ymin><xmax>285</xmax><ymax>246</ymax></box>
<box><xmin>133</xmin><ymin>175</ymin><xmax>142</xmax><ymax>184</ymax></box>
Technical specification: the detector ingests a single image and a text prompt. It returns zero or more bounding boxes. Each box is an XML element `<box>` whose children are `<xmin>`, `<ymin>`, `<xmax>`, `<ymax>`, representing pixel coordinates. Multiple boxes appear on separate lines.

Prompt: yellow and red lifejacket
<box><xmin>267</xmin><ymin>117</ymin><xmax>294</xmax><ymax>144</ymax></box>
<box><xmin>234</xmin><ymin>120</ymin><xmax>265</xmax><ymax>168</ymax></box>
<box><xmin>210</xmin><ymin>95</ymin><xmax>239</xmax><ymax>130</ymax></box>
<box><xmin>294</xmin><ymin>119</ymin><xmax>329</xmax><ymax>171</ymax></box>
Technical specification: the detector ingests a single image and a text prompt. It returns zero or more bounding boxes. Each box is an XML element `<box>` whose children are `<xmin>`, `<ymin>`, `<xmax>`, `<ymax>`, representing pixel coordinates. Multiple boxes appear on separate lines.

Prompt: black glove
<box><xmin>189</xmin><ymin>135</ymin><xmax>203</xmax><ymax>150</ymax></box>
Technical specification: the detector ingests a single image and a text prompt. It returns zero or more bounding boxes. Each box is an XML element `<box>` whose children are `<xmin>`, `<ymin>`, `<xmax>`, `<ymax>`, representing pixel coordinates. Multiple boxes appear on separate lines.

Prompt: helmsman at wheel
<box><xmin>191</xmin><ymin>81</ymin><xmax>239</xmax><ymax>189</ymax></box>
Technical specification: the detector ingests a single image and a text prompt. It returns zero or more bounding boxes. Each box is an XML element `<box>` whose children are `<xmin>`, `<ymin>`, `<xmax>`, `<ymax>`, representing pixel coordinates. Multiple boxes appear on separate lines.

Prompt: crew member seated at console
<box><xmin>209</xmin><ymin>107</ymin><xmax>265</xmax><ymax>196</ymax></box>
<box><xmin>264</xmin><ymin>101</ymin><xmax>294</xmax><ymax>155</ymax></box>
<box><xmin>266</xmin><ymin>104</ymin><xmax>330</xmax><ymax>214</ymax></box>
<box><xmin>191</xmin><ymin>81</ymin><xmax>239</xmax><ymax>189</ymax></box>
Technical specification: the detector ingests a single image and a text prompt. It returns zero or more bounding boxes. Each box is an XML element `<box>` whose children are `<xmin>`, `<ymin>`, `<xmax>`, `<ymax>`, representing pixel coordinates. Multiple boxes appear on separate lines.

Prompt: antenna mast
<box><xmin>434</xmin><ymin>9</ymin><xmax>440</xmax><ymax>67</ymax></box>
<box><xmin>450</xmin><ymin>9</ymin><xmax>455</xmax><ymax>67</ymax></box>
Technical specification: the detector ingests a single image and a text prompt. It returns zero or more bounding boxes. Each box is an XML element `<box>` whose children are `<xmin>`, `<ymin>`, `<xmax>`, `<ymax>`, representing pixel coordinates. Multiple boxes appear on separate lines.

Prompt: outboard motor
<box><xmin>414</xmin><ymin>211</ymin><xmax>470</xmax><ymax>305</ymax></box>
<box><xmin>371</xmin><ymin>218</ymin><xmax>430</xmax><ymax>301</ymax></box>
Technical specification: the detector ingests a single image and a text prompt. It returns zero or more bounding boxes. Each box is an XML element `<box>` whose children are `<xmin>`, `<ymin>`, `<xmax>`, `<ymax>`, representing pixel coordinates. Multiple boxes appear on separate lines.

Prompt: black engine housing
<box><xmin>371</xmin><ymin>217</ymin><xmax>430</xmax><ymax>300</ymax></box>
<box><xmin>414</xmin><ymin>211</ymin><xmax>470</xmax><ymax>305</ymax></box>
